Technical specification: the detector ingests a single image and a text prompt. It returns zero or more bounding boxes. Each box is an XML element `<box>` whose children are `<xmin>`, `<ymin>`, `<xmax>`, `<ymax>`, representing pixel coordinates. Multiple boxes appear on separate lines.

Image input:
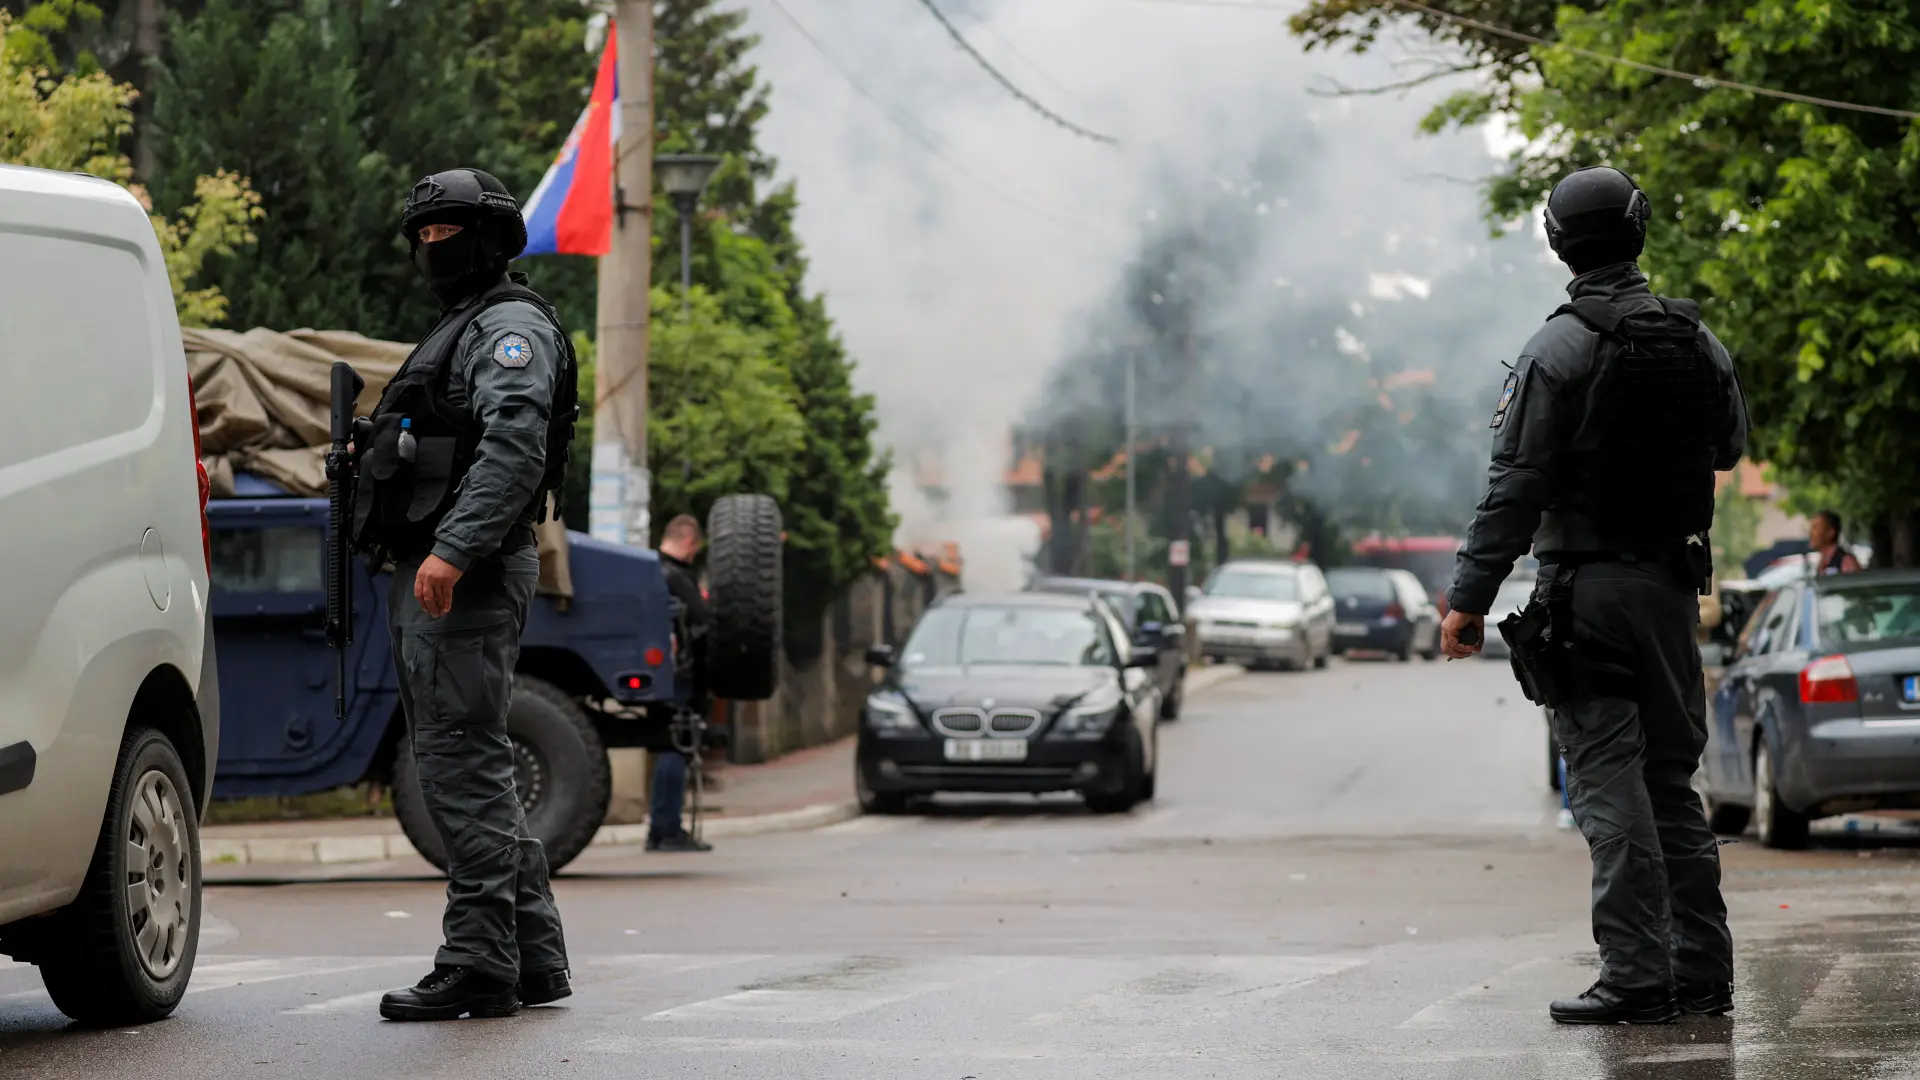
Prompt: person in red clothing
<box><xmin>1810</xmin><ymin>510</ymin><xmax>1863</xmax><ymax>575</ymax></box>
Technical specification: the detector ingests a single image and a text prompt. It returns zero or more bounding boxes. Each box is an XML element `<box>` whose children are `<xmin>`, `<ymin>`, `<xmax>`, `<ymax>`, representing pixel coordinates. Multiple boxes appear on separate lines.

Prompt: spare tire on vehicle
<box><xmin>706</xmin><ymin>493</ymin><xmax>784</xmax><ymax>701</ymax></box>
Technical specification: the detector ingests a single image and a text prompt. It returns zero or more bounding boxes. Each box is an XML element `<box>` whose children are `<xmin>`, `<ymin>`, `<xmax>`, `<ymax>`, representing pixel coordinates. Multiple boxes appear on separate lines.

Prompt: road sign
<box><xmin>1168</xmin><ymin>540</ymin><xmax>1190</xmax><ymax>568</ymax></box>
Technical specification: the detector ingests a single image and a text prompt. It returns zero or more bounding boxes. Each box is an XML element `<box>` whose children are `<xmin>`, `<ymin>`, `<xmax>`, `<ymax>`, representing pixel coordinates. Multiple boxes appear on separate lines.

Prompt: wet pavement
<box><xmin>5</xmin><ymin>659</ymin><xmax>1920</xmax><ymax>1078</ymax></box>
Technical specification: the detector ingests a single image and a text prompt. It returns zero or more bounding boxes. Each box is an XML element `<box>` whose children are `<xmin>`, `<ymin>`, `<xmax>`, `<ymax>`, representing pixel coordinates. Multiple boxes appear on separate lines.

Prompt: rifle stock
<box><xmin>325</xmin><ymin>361</ymin><xmax>365</xmax><ymax>725</ymax></box>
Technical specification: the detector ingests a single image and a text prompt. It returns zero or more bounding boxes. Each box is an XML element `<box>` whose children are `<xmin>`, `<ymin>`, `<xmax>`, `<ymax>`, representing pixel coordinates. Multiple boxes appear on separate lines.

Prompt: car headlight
<box><xmin>864</xmin><ymin>691</ymin><xmax>923</xmax><ymax>734</ymax></box>
<box><xmin>1051</xmin><ymin>697</ymin><xmax>1122</xmax><ymax>739</ymax></box>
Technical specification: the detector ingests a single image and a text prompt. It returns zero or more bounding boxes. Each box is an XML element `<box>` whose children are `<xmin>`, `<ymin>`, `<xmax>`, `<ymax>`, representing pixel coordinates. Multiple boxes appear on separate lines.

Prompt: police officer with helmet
<box><xmin>354</xmin><ymin>168</ymin><xmax>580</xmax><ymax>1021</ymax></box>
<box><xmin>1440</xmin><ymin>166</ymin><xmax>1749</xmax><ymax>1024</ymax></box>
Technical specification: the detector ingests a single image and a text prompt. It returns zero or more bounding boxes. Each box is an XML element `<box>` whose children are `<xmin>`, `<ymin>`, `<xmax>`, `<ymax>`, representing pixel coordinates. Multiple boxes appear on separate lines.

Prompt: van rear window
<box><xmin>0</xmin><ymin>232</ymin><xmax>154</xmax><ymax>470</ymax></box>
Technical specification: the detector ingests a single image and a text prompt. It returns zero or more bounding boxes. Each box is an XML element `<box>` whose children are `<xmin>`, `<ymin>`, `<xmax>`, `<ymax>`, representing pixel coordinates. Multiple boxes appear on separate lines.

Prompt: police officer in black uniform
<box><xmin>357</xmin><ymin>169</ymin><xmax>580</xmax><ymax>1021</ymax></box>
<box><xmin>1440</xmin><ymin>166</ymin><xmax>1749</xmax><ymax>1024</ymax></box>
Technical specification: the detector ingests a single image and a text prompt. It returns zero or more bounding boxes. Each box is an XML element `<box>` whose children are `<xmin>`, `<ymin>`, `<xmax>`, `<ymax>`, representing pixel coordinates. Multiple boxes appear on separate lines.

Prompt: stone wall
<box><xmin>728</xmin><ymin>557</ymin><xmax>963</xmax><ymax>764</ymax></box>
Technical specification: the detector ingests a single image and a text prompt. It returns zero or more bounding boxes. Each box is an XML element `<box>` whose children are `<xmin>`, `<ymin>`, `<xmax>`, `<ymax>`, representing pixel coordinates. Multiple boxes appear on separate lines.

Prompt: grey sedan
<box><xmin>1698</xmin><ymin>569</ymin><xmax>1920</xmax><ymax>848</ymax></box>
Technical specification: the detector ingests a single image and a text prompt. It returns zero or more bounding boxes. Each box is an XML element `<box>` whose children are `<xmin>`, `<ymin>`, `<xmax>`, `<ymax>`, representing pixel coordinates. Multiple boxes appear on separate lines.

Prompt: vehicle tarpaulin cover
<box><xmin>184</xmin><ymin>327</ymin><xmax>574</xmax><ymax>599</ymax></box>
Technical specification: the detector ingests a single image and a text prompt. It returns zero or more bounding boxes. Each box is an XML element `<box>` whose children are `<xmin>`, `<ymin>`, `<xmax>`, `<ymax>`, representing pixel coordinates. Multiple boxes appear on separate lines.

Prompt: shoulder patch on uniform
<box><xmin>1490</xmin><ymin>371</ymin><xmax>1519</xmax><ymax>429</ymax></box>
<box><xmin>492</xmin><ymin>332</ymin><xmax>534</xmax><ymax>369</ymax></box>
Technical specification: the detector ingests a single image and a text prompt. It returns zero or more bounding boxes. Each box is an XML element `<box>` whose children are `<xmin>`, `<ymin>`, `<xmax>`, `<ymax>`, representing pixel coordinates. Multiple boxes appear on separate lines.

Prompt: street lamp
<box><xmin>655</xmin><ymin>153</ymin><xmax>722</xmax><ymax>317</ymax></box>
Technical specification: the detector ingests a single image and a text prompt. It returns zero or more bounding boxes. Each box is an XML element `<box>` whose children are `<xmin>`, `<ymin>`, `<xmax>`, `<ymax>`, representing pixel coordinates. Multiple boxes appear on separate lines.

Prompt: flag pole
<box><xmin>592</xmin><ymin>2</ymin><xmax>655</xmax><ymax>549</ymax></box>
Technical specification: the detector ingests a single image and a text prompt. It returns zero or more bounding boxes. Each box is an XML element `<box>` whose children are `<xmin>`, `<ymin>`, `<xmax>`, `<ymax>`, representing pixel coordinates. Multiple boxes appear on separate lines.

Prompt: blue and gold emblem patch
<box><xmin>1489</xmin><ymin>371</ymin><xmax>1519</xmax><ymax>429</ymax></box>
<box><xmin>493</xmin><ymin>333</ymin><xmax>533</xmax><ymax>369</ymax></box>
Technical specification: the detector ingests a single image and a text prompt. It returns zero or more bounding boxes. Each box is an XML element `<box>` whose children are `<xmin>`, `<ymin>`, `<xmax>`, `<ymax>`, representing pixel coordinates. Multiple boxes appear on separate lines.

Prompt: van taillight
<box><xmin>1799</xmin><ymin>654</ymin><xmax>1858</xmax><ymax>704</ymax></box>
<box><xmin>187</xmin><ymin>373</ymin><xmax>210</xmax><ymax>573</ymax></box>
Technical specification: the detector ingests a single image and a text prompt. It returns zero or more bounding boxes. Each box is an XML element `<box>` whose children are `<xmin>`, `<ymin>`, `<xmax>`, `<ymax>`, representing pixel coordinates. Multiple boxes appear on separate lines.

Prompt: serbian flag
<box><xmin>522</xmin><ymin>29</ymin><xmax>619</xmax><ymax>256</ymax></box>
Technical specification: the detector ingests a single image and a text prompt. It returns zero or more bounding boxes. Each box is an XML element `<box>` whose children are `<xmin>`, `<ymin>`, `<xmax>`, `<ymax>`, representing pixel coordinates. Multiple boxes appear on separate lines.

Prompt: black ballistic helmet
<box><xmin>399</xmin><ymin>168</ymin><xmax>529</xmax><ymax>260</ymax></box>
<box><xmin>1543</xmin><ymin>166</ymin><xmax>1652</xmax><ymax>271</ymax></box>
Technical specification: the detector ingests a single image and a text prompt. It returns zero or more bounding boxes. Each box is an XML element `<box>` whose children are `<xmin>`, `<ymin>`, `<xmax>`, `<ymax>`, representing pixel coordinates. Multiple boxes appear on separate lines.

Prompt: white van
<box><xmin>0</xmin><ymin>165</ymin><xmax>218</xmax><ymax>1024</ymax></box>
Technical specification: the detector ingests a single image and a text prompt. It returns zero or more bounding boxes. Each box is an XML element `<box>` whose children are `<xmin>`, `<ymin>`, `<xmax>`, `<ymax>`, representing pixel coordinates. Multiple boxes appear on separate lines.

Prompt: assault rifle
<box><xmin>325</xmin><ymin>361</ymin><xmax>366</xmax><ymax>725</ymax></box>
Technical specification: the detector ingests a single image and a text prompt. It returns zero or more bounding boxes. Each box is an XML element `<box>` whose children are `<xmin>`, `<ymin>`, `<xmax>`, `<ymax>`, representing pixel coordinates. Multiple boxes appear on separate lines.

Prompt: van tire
<box><xmin>706</xmin><ymin>494</ymin><xmax>783</xmax><ymax>701</ymax></box>
<box><xmin>36</xmin><ymin>727</ymin><xmax>201</xmax><ymax>1026</ymax></box>
<box><xmin>394</xmin><ymin>675</ymin><xmax>611</xmax><ymax>875</ymax></box>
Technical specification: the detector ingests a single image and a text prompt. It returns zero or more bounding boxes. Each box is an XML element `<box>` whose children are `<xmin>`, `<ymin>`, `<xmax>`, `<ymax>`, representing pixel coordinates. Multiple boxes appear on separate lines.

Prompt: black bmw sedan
<box><xmin>856</xmin><ymin>592</ymin><xmax>1161</xmax><ymax>815</ymax></box>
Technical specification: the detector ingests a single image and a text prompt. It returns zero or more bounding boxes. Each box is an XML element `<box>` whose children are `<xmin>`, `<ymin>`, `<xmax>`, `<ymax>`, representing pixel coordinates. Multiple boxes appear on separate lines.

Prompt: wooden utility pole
<box><xmin>589</xmin><ymin>2</ymin><xmax>656</xmax><ymax>547</ymax></box>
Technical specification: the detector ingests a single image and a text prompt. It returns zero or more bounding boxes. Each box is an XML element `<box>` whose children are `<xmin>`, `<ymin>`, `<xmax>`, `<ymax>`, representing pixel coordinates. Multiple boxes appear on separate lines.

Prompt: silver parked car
<box><xmin>1190</xmin><ymin>560</ymin><xmax>1336</xmax><ymax>670</ymax></box>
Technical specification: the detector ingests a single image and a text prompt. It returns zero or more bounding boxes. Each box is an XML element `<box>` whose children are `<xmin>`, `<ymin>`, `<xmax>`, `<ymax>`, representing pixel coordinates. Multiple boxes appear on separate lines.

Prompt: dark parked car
<box><xmin>1326</xmin><ymin>567</ymin><xmax>1440</xmax><ymax>661</ymax></box>
<box><xmin>1698</xmin><ymin>569</ymin><xmax>1920</xmax><ymax>848</ymax></box>
<box><xmin>1029</xmin><ymin>577</ymin><xmax>1189</xmax><ymax>718</ymax></box>
<box><xmin>856</xmin><ymin>593</ymin><xmax>1161</xmax><ymax>815</ymax></box>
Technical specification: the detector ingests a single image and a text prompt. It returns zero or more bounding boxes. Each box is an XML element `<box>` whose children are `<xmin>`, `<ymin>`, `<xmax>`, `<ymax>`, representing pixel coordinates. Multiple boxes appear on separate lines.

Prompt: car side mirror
<box><xmin>1184</xmin><ymin>586</ymin><xmax>1201</xmax><ymax>607</ymax></box>
<box><xmin>1126</xmin><ymin>648</ymin><xmax>1159</xmax><ymax>669</ymax></box>
<box><xmin>865</xmin><ymin>644</ymin><xmax>895</xmax><ymax>668</ymax></box>
<box><xmin>1698</xmin><ymin>641</ymin><xmax>1728</xmax><ymax>668</ymax></box>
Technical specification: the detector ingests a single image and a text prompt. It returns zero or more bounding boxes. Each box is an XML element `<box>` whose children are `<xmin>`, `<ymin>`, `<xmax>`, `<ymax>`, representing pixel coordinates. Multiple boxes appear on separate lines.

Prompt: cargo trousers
<box><xmin>1546</xmin><ymin>560</ymin><xmax>1734</xmax><ymax>992</ymax></box>
<box><xmin>389</xmin><ymin>548</ymin><xmax>569</xmax><ymax>984</ymax></box>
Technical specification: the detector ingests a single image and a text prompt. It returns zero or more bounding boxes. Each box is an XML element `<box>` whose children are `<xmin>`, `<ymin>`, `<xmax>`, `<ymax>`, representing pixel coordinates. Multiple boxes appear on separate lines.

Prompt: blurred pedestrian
<box><xmin>650</xmin><ymin>514</ymin><xmax>714</xmax><ymax>853</ymax></box>
<box><xmin>1440</xmin><ymin>166</ymin><xmax>1748</xmax><ymax>1024</ymax></box>
<box><xmin>1809</xmin><ymin>510</ymin><xmax>1862</xmax><ymax>575</ymax></box>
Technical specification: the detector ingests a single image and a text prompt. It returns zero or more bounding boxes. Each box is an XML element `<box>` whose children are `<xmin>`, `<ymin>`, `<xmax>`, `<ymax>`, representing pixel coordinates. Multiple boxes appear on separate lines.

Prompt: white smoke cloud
<box><xmin>736</xmin><ymin>0</ymin><xmax>1568</xmax><ymax>589</ymax></box>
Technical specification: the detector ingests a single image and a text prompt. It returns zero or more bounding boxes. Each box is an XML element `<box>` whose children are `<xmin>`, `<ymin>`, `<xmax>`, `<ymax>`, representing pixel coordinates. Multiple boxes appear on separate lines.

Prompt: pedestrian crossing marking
<box><xmin>646</xmin><ymin>955</ymin><xmax>1029</xmax><ymax>1024</ymax></box>
<box><xmin>1398</xmin><ymin>956</ymin><xmax>1557</xmax><ymax>1029</ymax></box>
<box><xmin>283</xmin><ymin>989</ymin><xmax>388</xmax><ymax>1015</ymax></box>
<box><xmin>1023</xmin><ymin>954</ymin><xmax>1367</xmax><ymax>1028</ymax></box>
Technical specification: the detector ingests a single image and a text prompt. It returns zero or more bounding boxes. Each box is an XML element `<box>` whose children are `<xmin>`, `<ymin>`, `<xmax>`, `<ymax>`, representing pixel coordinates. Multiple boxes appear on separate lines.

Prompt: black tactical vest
<box><xmin>1553</xmin><ymin>296</ymin><xmax>1726</xmax><ymax>551</ymax></box>
<box><xmin>350</xmin><ymin>276</ymin><xmax>579</xmax><ymax>560</ymax></box>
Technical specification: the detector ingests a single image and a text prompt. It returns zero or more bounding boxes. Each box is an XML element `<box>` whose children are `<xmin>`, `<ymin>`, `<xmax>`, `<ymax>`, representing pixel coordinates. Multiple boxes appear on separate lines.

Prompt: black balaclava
<box><xmin>411</xmin><ymin>214</ymin><xmax>507</xmax><ymax>306</ymax></box>
<box><xmin>1544</xmin><ymin>166</ymin><xmax>1651</xmax><ymax>275</ymax></box>
<box><xmin>400</xmin><ymin>169</ymin><xmax>525</xmax><ymax>307</ymax></box>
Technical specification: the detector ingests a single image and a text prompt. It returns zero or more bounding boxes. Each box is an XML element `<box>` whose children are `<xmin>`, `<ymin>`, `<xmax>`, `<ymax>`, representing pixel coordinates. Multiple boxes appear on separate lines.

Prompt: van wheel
<box><xmin>707</xmin><ymin>494</ymin><xmax>784</xmax><ymax>702</ymax></box>
<box><xmin>394</xmin><ymin>675</ymin><xmax>611</xmax><ymax>875</ymax></box>
<box><xmin>1753</xmin><ymin>740</ymin><xmax>1809</xmax><ymax>850</ymax></box>
<box><xmin>36</xmin><ymin>728</ymin><xmax>201</xmax><ymax>1026</ymax></box>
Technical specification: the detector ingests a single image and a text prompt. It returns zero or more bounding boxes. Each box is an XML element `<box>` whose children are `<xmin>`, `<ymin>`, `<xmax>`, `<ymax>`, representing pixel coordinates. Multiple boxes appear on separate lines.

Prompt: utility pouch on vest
<box><xmin>403</xmin><ymin>436</ymin><xmax>461</xmax><ymax>523</ymax></box>
<box><xmin>1498</xmin><ymin>566</ymin><xmax>1585</xmax><ymax>708</ymax></box>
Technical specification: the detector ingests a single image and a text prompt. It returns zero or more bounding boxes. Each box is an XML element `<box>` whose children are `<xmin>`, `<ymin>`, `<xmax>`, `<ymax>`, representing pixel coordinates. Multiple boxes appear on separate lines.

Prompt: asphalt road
<box><xmin>7</xmin><ymin>658</ymin><xmax>1920</xmax><ymax>1079</ymax></box>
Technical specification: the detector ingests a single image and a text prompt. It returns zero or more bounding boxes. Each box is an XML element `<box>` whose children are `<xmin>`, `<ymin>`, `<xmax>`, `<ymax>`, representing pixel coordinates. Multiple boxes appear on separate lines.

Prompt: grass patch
<box><xmin>207</xmin><ymin>783</ymin><xmax>393</xmax><ymax>825</ymax></box>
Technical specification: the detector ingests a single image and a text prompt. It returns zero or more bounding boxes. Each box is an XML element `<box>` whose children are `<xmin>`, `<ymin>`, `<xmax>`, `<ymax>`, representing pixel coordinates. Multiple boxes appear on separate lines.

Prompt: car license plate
<box><xmin>944</xmin><ymin>739</ymin><xmax>1027</xmax><ymax>763</ymax></box>
<box><xmin>1904</xmin><ymin>675</ymin><xmax>1920</xmax><ymax>703</ymax></box>
<box><xmin>1335</xmin><ymin>622</ymin><xmax>1367</xmax><ymax>636</ymax></box>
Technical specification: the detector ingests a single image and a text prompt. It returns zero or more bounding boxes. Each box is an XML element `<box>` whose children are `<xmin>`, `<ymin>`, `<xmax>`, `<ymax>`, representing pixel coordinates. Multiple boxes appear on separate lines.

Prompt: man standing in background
<box><xmin>1809</xmin><ymin>511</ymin><xmax>1863</xmax><ymax>575</ymax></box>
<box><xmin>650</xmin><ymin>514</ymin><xmax>714</xmax><ymax>853</ymax></box>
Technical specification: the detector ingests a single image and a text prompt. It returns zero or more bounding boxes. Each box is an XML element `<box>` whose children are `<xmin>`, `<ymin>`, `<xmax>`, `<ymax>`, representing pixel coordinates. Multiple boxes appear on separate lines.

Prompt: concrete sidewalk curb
<box><xmin>202</xmin><ymin>799</ymin><xmax>865</xmax><ymax>868</ymax></box>
<box><xmin>1183</xmin><ymin>663</ymin><xmax>1246</xmax><ymax>698</ymax></box>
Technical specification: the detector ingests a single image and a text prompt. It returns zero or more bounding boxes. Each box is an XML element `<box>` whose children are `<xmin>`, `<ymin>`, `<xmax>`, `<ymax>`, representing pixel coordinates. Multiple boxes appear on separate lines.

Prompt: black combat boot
<box><xmin>1549</xmin><ymin>981</ymin><xmax>1678</xmax><ymax>1025</ymax></box>
<box><xmin>518</xmin><ymin>968</ymin><xmax>573</xmax><ymax>1007</ymax></box>
<box><xmin>1676</xmin><ymin>980</ymin><xmax>1734</xmax><ymax>1016</ymax></box>
<box><xmin>379</xmin><ymin>964</ymin><xmax>520</xmax><ymax>1021</ymax></box>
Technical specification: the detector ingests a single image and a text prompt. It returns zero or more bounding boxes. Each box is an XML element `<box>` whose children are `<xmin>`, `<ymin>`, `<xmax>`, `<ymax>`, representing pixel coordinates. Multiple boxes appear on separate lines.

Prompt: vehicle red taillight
<box><xmin>644</xmin><ymin>647</ymin><xmax>666</xmax><ymax>667</ymax></box>
<box><xmin>1799</xmin><ymin>654</ymin><xmax>1858</xmax><ymax>704</ymax></box>
<box><xmin>1384</xmin><ymin>603</ymin><xmax>1405</xmax><ymax>621</ymax></box>
<box><xmin>187</xmin><ymin>373</ymin><xmax>210</xmax><ymax>573</ymax></box>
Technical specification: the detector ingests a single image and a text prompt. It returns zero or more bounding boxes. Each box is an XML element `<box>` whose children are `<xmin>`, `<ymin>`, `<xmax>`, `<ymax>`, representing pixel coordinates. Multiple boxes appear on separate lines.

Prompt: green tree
<box><xmin>150</xmin><ymin>0</ymin><xmax>594</xmax><ymax>339</ymax></box>
<box><xmin>1294</xmin><ymin>0</ymin><xmax>1920</xmax><ymax>563</ymax></box>
<box><xmin>1712</xmin><ymin>478</ymin><xmax>1762</xmax><ymax>574</ymax></box>
<box><xmin>0</xmin><ymin>10</ymin><xmax>259</xmax><ymax>324</ymax></box>
<box><xmin>644</xmin><ymin>0</ymin><xmax>893</xmax><ymax>656</ymax></box>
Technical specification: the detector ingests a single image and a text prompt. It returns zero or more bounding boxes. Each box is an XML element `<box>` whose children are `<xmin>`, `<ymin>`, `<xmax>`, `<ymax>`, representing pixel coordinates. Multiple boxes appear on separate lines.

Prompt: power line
<box><xmin>912</xmin><ymin>0</ymin><xmax>1121</xmax><ymax>145</ymax></box>
<box><xmin>1134</xmin><ymin>0</ymin><xmax>1920</xmax><ymax>120</ymax></box>
<box><xmin>762</xmin><ymin>0</ymin><xmax>1100</xmax><ymax>231</ymax></box>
